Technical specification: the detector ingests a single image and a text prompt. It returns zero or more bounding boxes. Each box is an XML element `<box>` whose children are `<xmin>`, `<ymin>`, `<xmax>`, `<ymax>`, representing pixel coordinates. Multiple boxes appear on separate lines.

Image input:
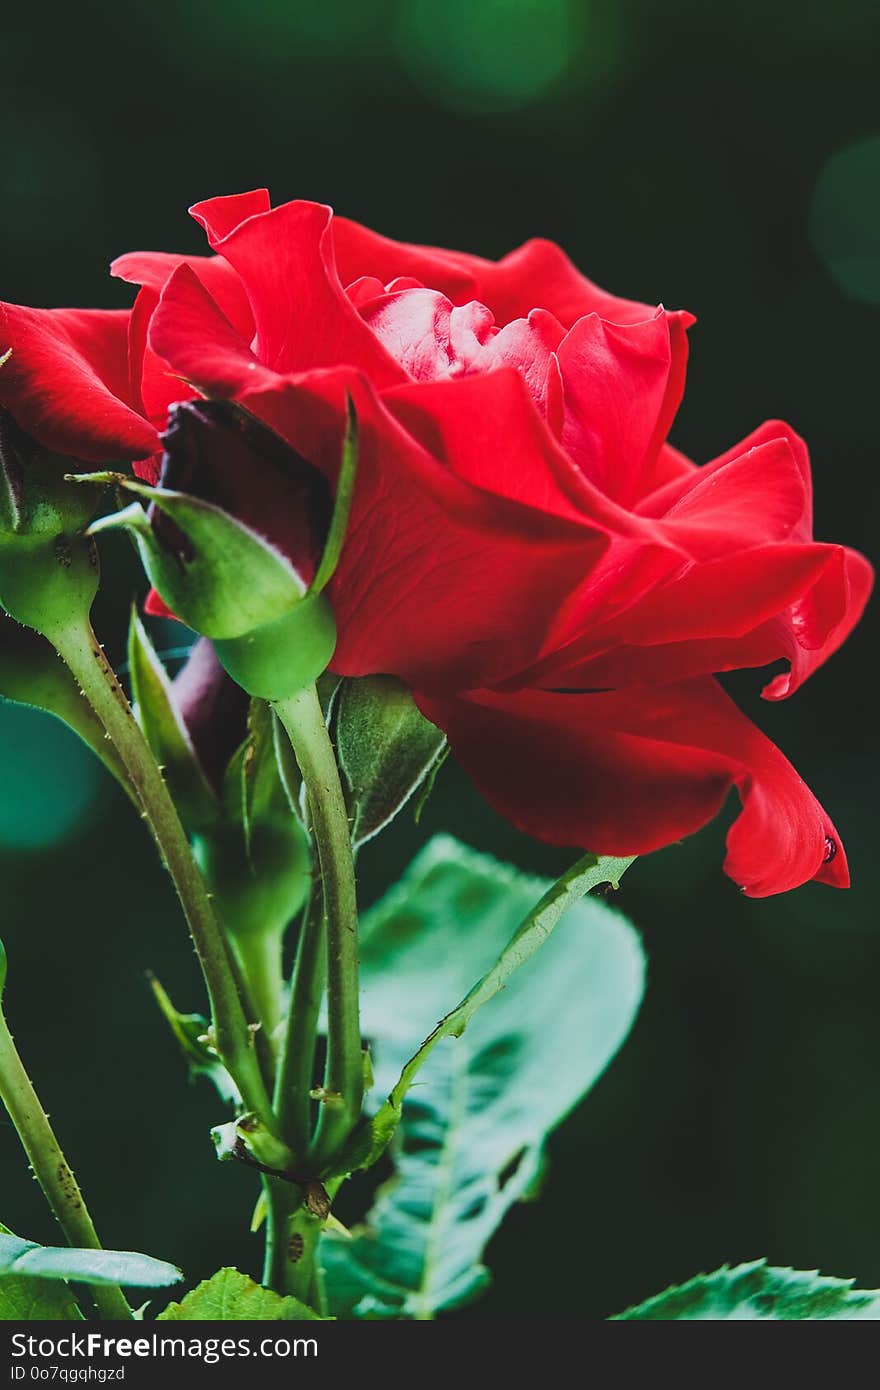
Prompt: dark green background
<box><xmin>1</xmin><ymin>0</ymin><xmax>877</xmax><ymax>1318</ymax></box>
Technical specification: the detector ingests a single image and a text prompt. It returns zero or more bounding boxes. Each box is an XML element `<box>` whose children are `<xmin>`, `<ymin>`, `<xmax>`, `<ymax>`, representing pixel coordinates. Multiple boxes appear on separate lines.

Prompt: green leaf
<box><xmin>0</xmin><ymin>613</ymin><xmax>132</xmax><ymax>797</ymax></box>
<box><xmin>157</xmin><ymin>1268</ymin><xmax>322</xmax><ymax>1320</ymax></box>
<box><xmin>147</xmin><ymin>973</ymin><xmax>239</xmax><ymax>1105</ymax></box>
<box><xmin>336</xmin><ymin>675</ymin><xmax>446</xmax><ymax>848</ymax></box>
<box><xmin>344</xmin><ymin>839</ymin><xmax>636</xmax><ymax>1172</ymax></box>
<box><xmin>614</xmin><ymin>1260</ymin><xmax>880</xmax><ymax>1320</ymax></box>
<box><xmin>0</xmin><ymin>1231</ymin><xmax>181</xmax><ymax>1289</ymax></box>
<box><xmin>323</xmin><ymin>837</ymin><xmax>643</xmax><ymax>1319</ymax></box>
<box><xmin>127</xmin><ymin>609</ymin><xmax>216</xmax><ymax>829</ymax></box>
<box><xmin>0</xmin><ymin>1224</ymin><xmax>82</xmax><ymax>1321</ymax></box>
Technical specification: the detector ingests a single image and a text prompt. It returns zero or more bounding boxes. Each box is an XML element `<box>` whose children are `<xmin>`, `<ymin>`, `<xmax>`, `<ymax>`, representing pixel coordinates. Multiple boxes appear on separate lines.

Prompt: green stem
<box><xmin>274</xmin><ymin>886</ymin><xmax>327</xmax><ymax>1159</ymax></box>
<box><xmin>262</xmin><ymin>1178</ymin><xmax>324</xmax><ymax>1302</ymax></box>
<box><xmin>0</xmin><ymin>1007</ymin><xmax>131</xmax><ymax>1320</ymax></box>
<box><xmin>272</xmin><ymin>686</ymin><xmax>362</xmax><ymax>1169</ymax></box>
<box><xmin>51</xmin><ymin>615</ymin><xmax>273</xmax><ymax>1128</ymax></box>
<box><xmin>227</xmin><ymin>929</ymin><xmax>285</xmax><ymax>1067</ymax></box>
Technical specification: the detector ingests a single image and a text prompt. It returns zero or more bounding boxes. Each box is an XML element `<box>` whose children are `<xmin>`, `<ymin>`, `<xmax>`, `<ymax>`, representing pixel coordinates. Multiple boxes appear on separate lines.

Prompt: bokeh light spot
<box><xmin>809</xmin><ymin>135</ymin><xmax>880</xmax><ymax>304</ymax></box>
<box><xmin>394</xmin><ymin>0</ymin><xmax>574</xmax><ymax>115</ymax></box>
<box><xmin>0</xmin><ymin>703</ymin><xmax>101</xmax><ymax>850</ymax></box>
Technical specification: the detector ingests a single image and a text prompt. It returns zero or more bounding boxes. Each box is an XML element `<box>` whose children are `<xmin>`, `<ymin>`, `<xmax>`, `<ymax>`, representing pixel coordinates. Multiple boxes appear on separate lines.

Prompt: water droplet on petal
<box><xmin>823</xmin><ymin>835</ymin><xmax>838</xmax><ymax>864</ymax></box>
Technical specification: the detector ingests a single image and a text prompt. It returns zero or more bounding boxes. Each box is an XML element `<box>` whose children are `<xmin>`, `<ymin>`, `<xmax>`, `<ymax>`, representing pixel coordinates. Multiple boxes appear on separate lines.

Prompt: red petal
<box><xmin>111</xmin><ymin>250</ymin><xmax>254</xmax><ymax>340</ymax></box>
<box><xmin>641</xmin><ymin>440</ymin><xmax>698</xmax><ymax>495</ymax></box>
<box><xmin>129</xmin><ymin>285</ymin><xmax>196</xmax><ymax>482</ymax></box>
<box><xmin>417</xmin><ymin>679</ymin><xmax>848</xmax><ymax>896</ymax></box>
<box><xmin>656</xmin><ymin>437</ymin><xmax>808</xmax><ymax>553</ymax></box>
<box><xmin>526</xmin><ymin>433</ymin><xmax>859</xmax><ymax>691</ymax></box>
<box><xmin>189</xmin><ymin>189</ymin><xmax>272</xmax><ymax>242</ymax></box>
<box><xmin>556</xmin><ymin>307</ymin><xmax>693</xmax><ymax>506</ymax></box>
<box><xmin>333</xmin><ymin>218</ymin><xmax>688</xmax><ymax>331</ymax></box>
<box><xmin>189</xmin><ymin>199</ymin><xmax>406</xmax><ymax>385</ymax></box>
<box><xmin>638</xmin><ymin>420</ymin><xmax>813</xmax><ymax>534</ymax></box>
<box><xmin>149</xmin><ymin>264</ymin><xmax>267</xmax><ymax>396</ymax></box>
<box><xmin>0</xmin><ymin>304</ymin><xmax>157</xmax><ymax>462</ymax></box>
<box><xmin>149</xmin><ymin>268</ymin><xmax>649</xmax><ymax>623</ymax></box>
<box><xmin>631</xmin><ymin>425</ymin><xmax>874</xmax><ymax>696</ymax></box>
<box><xmin>233</xmin><ymin>366</ymin><xmax>617</xmax><ymax>691</ymax></box>
<box><xmin>333</xmin><ymin>217</ymin><xmax>481</xmax><ymax>307</ymax></box>
<box><xmin>356</xmin><ymin>287</ymin><xmax>479</xmax><ymax>381</ymax></box>
<box><xmin>540</xmin><ymin>544</ymin><xmax>846</xmax><ymax>691</ymax></box>
<box><xmin>761</xmin><ymin>545</ymin><xmax>873</xmax><ymax>698</ymax></box>
<box><xmin>467</xmin><ymin>308</ymin><xmax>566</xmax><ymax>414</ymax></box>
<box><xmin>384</xmin><ymin>368</ymin><xmax>601</xmax><ymax>521</ymax></box>
<box><xmin>114</xmin><ymin>250</ymin><xmax>257</xmax><ymax>472</ymax></box>
<box><xmin>166</xmin><ymin>338</ymin><xmax>685</xmax><ymax>690</ymax></box>
<box><xmin>466</xmin><ymin>238</ymin><xmax>692</xmax><ymax>333</ymax></box>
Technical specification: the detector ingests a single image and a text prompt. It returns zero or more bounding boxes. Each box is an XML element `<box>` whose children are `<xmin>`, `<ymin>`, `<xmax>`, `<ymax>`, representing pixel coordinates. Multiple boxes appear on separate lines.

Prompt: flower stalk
<box><xmin>261</xmin><ymin>1178</ymin><xmax>326</xmax><ymax>1305</ymax></box>
<box><xmin>274</xmin><ymin>885</ymin><xmax>327</xmax><ymax>1160</ymax></box>
<box><xmin>49</xmin><ymin>614</ymin><xmax>274</xmax><ymax>1130</ymax></box>
<box><xmin>0</xmin><ymin>966</ymin><xmax>131</xmax><ymax>1320</ymax></box>
<box><xmin>272</xmin><ymin>684</ymin><xmax>363</xmax><ymax>1171</ymax></box>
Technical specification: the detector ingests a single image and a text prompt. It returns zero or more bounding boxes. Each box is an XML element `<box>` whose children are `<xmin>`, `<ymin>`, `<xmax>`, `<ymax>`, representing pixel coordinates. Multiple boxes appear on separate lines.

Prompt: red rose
<box><xmin>0</xmin><ymin>190</ymin><xmax>871</xmax><ymax>895</ymax></box>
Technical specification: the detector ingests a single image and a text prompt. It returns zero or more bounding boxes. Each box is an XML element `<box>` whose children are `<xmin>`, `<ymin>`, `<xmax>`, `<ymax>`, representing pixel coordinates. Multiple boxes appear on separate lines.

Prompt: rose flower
<box><xmin>0</xmin><ymin>190</ymin><xmax>871</xmax><ymax>895</ymax></box>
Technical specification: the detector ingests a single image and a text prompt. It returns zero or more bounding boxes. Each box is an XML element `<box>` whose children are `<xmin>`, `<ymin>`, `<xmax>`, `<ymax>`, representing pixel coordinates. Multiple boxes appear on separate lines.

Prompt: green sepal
<box><xmin>272</xmin><ymin>706</ymin><xmax>304</xmax><ymax>819</ymax></box>
<box><xmin>0</xmin><ymin>938</ymin><xmax>6</xmax><ymax>1001</ymax></box>
<box><xmin>1</xmin><ymin>423</ymin><xmax>99</xmax><ymax>538</ymax></box>
<box><xmin>336</xmin><ymin>675</ymin><xmax>447</xmax><ymax>848</ymax></box>
<box><xmin>127</xmin><ymin>608</ymin><xmax>217</xmax><ymax>829</ymax></box>
<box><xmin>310</xmin><ymin>395</ymin><xmax>358</xmax><ymax>595</ymax></box>
<box><xmin>211</xmin><ymin>1112</ymin><xmax>294</xmax><ymax>1173</ymax></box>
<box><xmin>147</xmin><ymin>973</ymin><xmax>239</xmax><ymax>1105</ymax></box>
<box><xmin>0</xmin><ymin>615</ymin><xmax>132</xmax><ymax>795</ymax></box>
<box><xmin>0</xmin><ymin>423</ymin><xmax>101</xmax><ymax>640</ymax></box>
<box><xmin>413</xmin><ymin>744</ymin><xmax>449</xmax><ymax>824</ymax></box>
<box><xmin>213</xmin><ymin>592</ymin><xmax>336</xmax><ymax>701</ymax></box>
<box><xmin>241</xmin><ymin>698</ymin><xmax>280</xmax><ymax>840</ymax></box>
<box><xmin>86</xmin><ymin>480</ymin><xmax>308</xmax><ymax>640</ymax></box>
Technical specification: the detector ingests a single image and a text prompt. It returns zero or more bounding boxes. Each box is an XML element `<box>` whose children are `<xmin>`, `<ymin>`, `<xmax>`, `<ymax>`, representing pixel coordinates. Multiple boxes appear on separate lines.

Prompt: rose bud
<box><xmin>82</xmin><ymin>398</ymin><xmax>355</xmax><ymax>700</ymax></box>
<box><xmin>0</xmin><ymin>410</ymin><xmax>101</xmax><ymax>642</ymax></box>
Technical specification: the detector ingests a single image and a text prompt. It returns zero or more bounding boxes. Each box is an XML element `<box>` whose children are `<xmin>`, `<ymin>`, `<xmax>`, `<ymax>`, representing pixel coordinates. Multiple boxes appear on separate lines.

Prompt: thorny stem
<box><xmin>261</xmin><ymin>1178</ymin><xmax>324</xmax><ymax>1303</ymax></box>
<box><xmin>274</xmin><ymin>885</ymin><xmax>327</xmax><ymax>1160</ymax></box>
<box><xmin>272</xmin><ymin>685</ymin><xmax>362</xmax><ymax>1171</ymax></box>
<box><xmin>0</xmin><ymin>1006</ymin><xmax>132</xmax><ymax>1320</ymax></box>
<box><xmin>50</xmin><ymin>615</ymin><xmax>274</xmax><ymax>1129</ymax></box>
